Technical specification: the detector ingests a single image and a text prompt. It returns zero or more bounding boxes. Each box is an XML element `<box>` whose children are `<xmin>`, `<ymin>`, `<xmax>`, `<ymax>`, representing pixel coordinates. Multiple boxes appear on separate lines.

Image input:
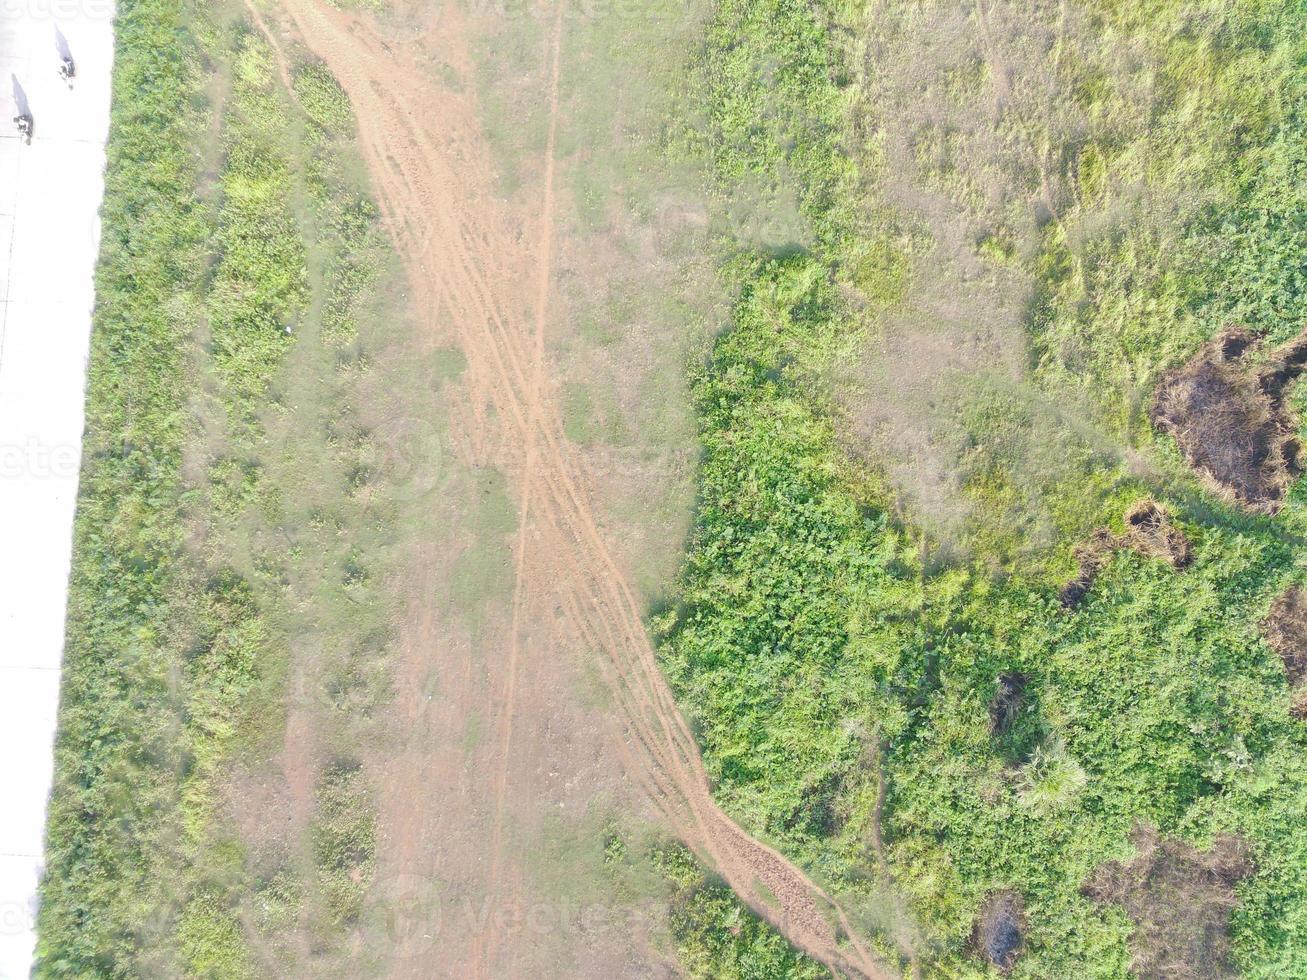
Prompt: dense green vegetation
<box><xmin>36</xmin><ymin>1</ymin><xmax>210</xmax><ymax>971</ymax></box>
<box><xmin>660</xmin><ymin>0</ymin><xmax>1307</xmax><ymax>975</ymax></box>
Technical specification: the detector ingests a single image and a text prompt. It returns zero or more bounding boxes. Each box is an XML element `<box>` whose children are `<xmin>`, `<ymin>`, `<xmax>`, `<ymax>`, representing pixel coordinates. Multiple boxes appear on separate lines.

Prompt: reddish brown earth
<box><xmin>270</xmin><ymin>1</ymin><xmax>888</xmax><ymax>977</ymax></box>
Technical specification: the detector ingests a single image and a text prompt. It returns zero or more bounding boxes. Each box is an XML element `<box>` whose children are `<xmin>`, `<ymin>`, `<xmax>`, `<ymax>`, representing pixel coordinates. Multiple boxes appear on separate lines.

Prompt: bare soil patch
<box><xmin>1083</xmin><ymin>824</ymin><xmax>1252</xmax><ymax>980</ymax></box>
<box><xmin>1151</xmin><ymin>326</ymin><xmax>1307</xmax><ymax>514</ymax></box>
<box><xmin>970</xmin><ymin>890</ymin><xmax>1024</xmax><ymax>974</ymax></box>
<box><xmin>1058</xmin><ymin>500</ymin><xmax>1190</xmax><ymax>608</ymax></box>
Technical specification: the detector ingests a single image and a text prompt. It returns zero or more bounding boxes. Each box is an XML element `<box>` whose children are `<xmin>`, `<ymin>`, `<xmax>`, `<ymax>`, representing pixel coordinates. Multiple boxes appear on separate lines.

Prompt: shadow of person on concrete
<box><xmin>11</xmin><ymin>74</ymin><xmax>29</xmax><ymax>118</ymax></box>
<box><xmin>11</xmin><ymin>74</ymin><xmax>32</xmax><ymax>143</ymax></box>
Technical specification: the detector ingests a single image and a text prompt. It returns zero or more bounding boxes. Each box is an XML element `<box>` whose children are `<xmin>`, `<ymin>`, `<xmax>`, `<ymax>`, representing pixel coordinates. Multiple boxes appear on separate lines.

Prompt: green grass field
<box><xmin>35</xmin><ymin>2</ymin><xmax>415</xmax><ymax>973</ymax></box>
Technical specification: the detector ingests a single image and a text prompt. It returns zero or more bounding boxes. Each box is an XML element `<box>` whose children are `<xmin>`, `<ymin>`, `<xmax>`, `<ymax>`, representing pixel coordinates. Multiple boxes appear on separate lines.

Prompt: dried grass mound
<box><xmin>1083</xmin><ymin>824</ymin><xmax>1252</xmax><ymax>980</ymax></box>
<box><xmin>1122</xmin><ymin>500</ymin><xmax>1192</xmax><ymax>569</ymax></box>
<box><xmin>1261</xmin><ymin>586</ymin><xmax>1307</xmax><ymax>718</ymax></box>
<box><xmin>1059</xmin><ymin>501</ymin><xmax>1191</xmax><ymax>609</ymax></box>
<box><xmin>1150</xmin><ymin>326</ymin><xmax>1307</xmax><ymax>514</ymax></box>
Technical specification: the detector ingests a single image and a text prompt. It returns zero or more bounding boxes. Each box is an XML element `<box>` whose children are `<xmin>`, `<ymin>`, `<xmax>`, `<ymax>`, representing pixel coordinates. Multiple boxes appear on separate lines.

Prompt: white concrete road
<box><xmin>0</xmin><ymin>2</ymin><xmax>114</xmax><ymax>976</ymax></box>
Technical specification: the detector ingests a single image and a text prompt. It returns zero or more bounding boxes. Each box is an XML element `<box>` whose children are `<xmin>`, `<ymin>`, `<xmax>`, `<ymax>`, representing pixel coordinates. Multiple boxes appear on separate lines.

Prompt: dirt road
<box><xmin>275</xmin><ymin>2</ymin><xmax>886</xmax><ymax>976</ymax></box>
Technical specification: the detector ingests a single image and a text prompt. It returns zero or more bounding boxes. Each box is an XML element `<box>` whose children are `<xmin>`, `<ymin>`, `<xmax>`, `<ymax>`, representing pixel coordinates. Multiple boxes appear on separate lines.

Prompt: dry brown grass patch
<box><xmin>1260</xmin><ymin>586</ymin><xmax>1307</xmax><ymax>719</ymax></box>
<box><xmin>1122</xmin><ymin>499</ymin><xmax>1192</xmax><ymax>568</ymax></box>
<box><xmin>1083</xmin><ymin>824</ymin><xmax>1252</xmax><ymax>980</ymax></box>
<box><xmin>1262</xmin><ymin>586</ymin><xmax>1307</xmax><ymax>686</ymax></box>
<box><xmin>1058</xmin><ymin>500</ymin><xmax>1190</xmax><ymax>608</ymax></box>
<box><xmin>1151</xmin><ymin>326</ymin><xmax>1307</xmax><ymax>514</ymax></box>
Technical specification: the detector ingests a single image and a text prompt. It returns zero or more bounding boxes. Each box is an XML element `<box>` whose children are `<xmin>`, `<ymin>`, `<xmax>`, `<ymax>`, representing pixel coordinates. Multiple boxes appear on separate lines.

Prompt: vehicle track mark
<box><xmin>277</xmin><ymin>2</ymin><xmax>889</xmax><ymax>976</ymax></box>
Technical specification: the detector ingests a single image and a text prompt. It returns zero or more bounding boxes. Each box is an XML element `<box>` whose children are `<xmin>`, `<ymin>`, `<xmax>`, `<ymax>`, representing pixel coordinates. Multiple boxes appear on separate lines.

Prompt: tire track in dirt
<box><xmin>277</xmin><ymin>2</ymin><xmax>888</xmax><ymax>976</ymax></box>
<box><xmin>484</xmin><ymin>3</ymin><xmax>566</xmax><ymax>972</ymax></box>
<box><xmin>246</xmin><ymin>0</ymin><xmax>295</xmax><ymax>92</ymax></box>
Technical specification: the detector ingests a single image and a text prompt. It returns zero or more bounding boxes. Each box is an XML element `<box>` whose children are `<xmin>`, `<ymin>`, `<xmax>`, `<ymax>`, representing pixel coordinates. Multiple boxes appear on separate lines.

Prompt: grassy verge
<box><xmin>36</xmin><ymin>1</ymin><xmax>209</xmax><ymax>971</ymax></box>
<box><xmin>38</xmin><ymin>4</ymin><xmax>404</xmax><ymax>974</ymax></box>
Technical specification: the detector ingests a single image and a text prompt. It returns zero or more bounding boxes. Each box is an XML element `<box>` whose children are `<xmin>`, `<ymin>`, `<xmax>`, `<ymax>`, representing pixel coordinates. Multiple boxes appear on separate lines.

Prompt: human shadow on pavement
<box><xmin>11</xmin><ymin>74</ymin><xmax>29</xmax><ymax>117</ymax></box>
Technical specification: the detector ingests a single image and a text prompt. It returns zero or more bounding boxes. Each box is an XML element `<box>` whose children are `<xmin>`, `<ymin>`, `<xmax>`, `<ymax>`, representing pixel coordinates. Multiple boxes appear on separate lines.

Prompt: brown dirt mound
<box><xmin>1260</xmin><ymin>586</ymin><xmax>1307</xmax><ymax>718</ymax></box>
<box><xmin>1122</xmin><ymin>500</ymin><xmax>1192</xmax><ymax>568</ymax></box>
<box><xmin>988</xmin><ymin>672</ymin><xmax>1029</xmax><ymax>737</ymax></box>
<box><xmin>1262</xmin><ymin>586</ymin><xmax>1307</xmax><ymax>686</ymax></box>
<box><xmin>971</xmin><ymin>890</ymin><xmax>1025</xmax><ymax>974</ymax></box>
<box><xmin>1058</xmin><ymin>501</ymin><xmax>1190</xmax><ymax>608</ymax></box>
<box><xmin>1151</xmin><ymin>326</ymin><xmax>1307</xmax><ymax>514</ymax></box>
<box><xmin>1083</xmin><ymin>824</ymin><xmax>1252</xmax><ymax>980</ymax></box>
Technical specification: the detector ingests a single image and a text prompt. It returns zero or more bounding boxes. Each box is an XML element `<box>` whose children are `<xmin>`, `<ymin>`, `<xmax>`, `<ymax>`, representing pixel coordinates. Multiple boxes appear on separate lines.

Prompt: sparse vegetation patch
<box><xmin>1084</xmin><ymin>824</ymin><xmax>1253</xmax><ymax>980</ymax></box>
